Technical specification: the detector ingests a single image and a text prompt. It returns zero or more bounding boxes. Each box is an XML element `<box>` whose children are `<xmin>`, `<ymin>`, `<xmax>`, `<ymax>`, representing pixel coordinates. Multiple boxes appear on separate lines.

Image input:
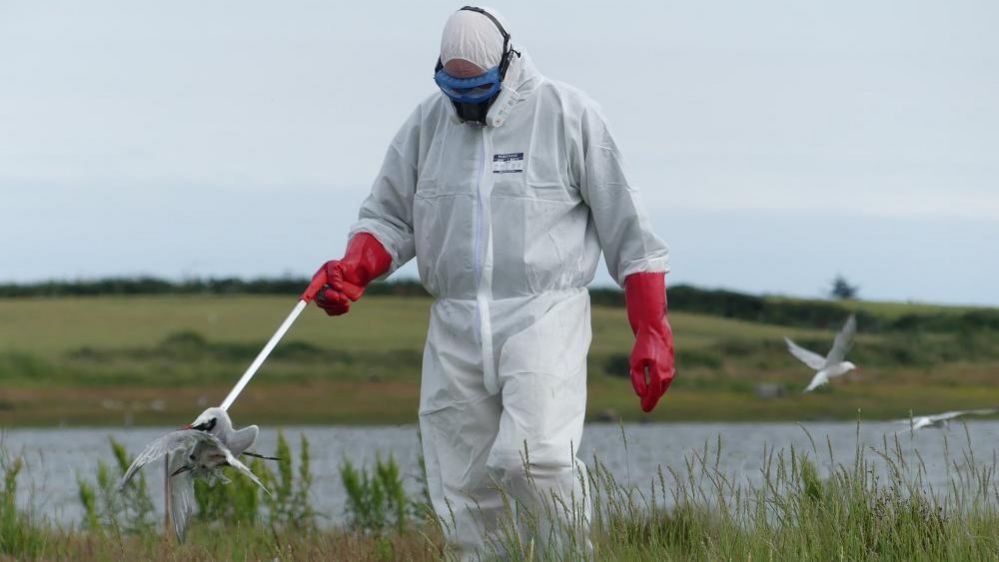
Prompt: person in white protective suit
<box><xmin>309</xmin><ymin>6</ymin><xmax>676</xmax><ymax>558</ymax></box>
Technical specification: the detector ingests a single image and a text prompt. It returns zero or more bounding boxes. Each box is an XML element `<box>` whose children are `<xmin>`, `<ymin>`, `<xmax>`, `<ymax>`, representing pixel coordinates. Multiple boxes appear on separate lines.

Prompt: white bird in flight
<box><xmin>894</xmin><ymin>408</ymin><xmax>999</xmax><ymax>431</ymax></box>
<box><xmin>785</xmin><ymin>314</ymin><xmax>858</xmax><ymax>393</ymax></box>
<box><xmin>118</xmin><ymin>407</ymin><xmax>273</xmax><ymax>540</ymax></box>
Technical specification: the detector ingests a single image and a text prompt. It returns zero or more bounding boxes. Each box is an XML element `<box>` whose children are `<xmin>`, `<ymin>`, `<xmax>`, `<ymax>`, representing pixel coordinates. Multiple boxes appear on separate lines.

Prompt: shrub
<box><xmin>257</xmin><ymin>431</ymin><xmax>317</xmax><ymax>529</ymax></box>
<box><xmin>76</xmin><ymin>437</ymin><xmax>156</xmax><ymax>534</ymax></box>
<box><xmin>78</xmin><ymin>432</ymin><xmax>317</xmax><ymax>535</ymax></box>
<box><xmin>340</xmin><ymin>454</ymin><xmax>411</xmax><ymax>533</ymax></box>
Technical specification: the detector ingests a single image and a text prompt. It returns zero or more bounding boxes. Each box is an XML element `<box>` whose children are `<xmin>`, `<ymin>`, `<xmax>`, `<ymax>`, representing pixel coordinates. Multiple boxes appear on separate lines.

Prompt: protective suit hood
<box><xmin>439</xmin><ymin>6</ymin><xmax>510</xmax><ymax>69</ymax></box>
<box><xmin>435</xmin><ymin>6</ymin><xmax>536</xmax><ymax>128</ymax></box>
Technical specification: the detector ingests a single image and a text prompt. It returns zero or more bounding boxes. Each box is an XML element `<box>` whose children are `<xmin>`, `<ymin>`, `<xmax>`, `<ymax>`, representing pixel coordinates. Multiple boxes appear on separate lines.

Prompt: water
<box><xmin>5</xmin><ymin>421</ymin><xmax>998</xmax><ymax>529</ymax></box>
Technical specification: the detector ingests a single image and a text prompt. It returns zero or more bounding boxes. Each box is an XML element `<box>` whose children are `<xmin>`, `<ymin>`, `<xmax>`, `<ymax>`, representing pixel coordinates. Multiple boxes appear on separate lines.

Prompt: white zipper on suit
<box><xmin>474</xmin><ymin>127</ymin><xmax>498</xmax><ymax>394</ymax></box>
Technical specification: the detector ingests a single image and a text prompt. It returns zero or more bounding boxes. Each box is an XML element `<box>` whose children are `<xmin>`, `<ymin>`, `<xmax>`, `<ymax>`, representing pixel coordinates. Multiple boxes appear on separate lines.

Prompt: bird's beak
<box><xmin>171</xmin><ymin>465</ymin><xmax>191</xmax><ymax>477</ymax></box>
<box><xmin>180</xmin><ymin>424</ymin><xmax>193</xmax><ymax>430</ymax></box>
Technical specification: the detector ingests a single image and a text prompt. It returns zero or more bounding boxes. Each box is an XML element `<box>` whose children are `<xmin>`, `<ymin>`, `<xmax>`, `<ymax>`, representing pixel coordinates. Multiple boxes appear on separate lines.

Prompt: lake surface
<box><xmin>5</xmin><ymin>421</ymin><xmax>998</xmax><ymax>528</ymax></box>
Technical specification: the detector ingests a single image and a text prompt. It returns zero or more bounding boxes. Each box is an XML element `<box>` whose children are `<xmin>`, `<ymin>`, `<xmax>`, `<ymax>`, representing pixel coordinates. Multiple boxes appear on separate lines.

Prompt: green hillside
<box><xmin>0</xmin><ymin>293</ymin><xmax>997</xmax><ymax>426</ymax></box>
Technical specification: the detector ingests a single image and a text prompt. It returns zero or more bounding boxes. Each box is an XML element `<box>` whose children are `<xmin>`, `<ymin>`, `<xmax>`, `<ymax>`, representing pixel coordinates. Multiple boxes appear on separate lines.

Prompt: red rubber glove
<box><xmin>310</xmin><ymin>233</ymin><xmax>392</xmax><ymax>316</ymax></box>
<box><xmin>625</xmin><ymin>272</ymin><xmax>676</xmax><ymax>412</ymax></box>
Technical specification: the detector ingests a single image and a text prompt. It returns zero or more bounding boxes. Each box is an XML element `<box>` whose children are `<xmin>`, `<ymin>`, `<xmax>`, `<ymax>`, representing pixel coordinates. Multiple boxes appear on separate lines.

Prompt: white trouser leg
<box><xmin>487</xmin><ymin>291</ymin><xmax>593</xmax><ymax>558</ymax></box>
<box><xmin>419</xmin><ymin>300</ymin><xmax>505</xmax><ymax>560</ymax></box>
<box><xmin>419</xmin><ymin>292</ymin><xmax>594</xmax><ymax>560</ymax></box>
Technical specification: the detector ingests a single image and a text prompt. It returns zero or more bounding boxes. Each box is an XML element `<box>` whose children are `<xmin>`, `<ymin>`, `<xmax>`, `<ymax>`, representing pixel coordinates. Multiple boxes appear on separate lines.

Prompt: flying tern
<box><xmin>784</xmin><ymin>314</ymin><xmax>858</xmax><ymax>393</ymax></box>
<box><xmin>895</xmin><ymin>408</ymin><xmax>999</xmax><ymax>431</ymax></box>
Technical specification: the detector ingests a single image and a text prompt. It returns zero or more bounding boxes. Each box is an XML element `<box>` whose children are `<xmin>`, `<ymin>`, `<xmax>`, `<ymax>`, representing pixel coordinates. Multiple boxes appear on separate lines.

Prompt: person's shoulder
<box><xmin>416</xmin><ymin>90</ymin><xmax>449</xmax><ymax>113</ymax></box>
<box><xmin>534</xmin><ymin>78</ymin><xmax>608</xmax><ymax>130</ymax></box>
<box><xmin>391</xmin><ymin>92</ymin><xmax>451</xmax><ymax>134</ymax></box>
<box><xmin>536</xmin><ymin>78</ymin><xmax>603</xmax><ymax>113</ymax></box>
<box><xmin>399</xmin><ymin>91</ymin><xmax>445</xmax><ymax>122</ymax></box>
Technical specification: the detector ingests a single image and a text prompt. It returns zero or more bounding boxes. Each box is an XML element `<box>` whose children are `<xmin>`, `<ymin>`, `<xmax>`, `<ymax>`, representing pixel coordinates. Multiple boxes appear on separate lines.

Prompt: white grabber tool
<box><xmin>219</xmin><ymin>270</ymin><xmax>328</xmax><ymax>411</ymax></box>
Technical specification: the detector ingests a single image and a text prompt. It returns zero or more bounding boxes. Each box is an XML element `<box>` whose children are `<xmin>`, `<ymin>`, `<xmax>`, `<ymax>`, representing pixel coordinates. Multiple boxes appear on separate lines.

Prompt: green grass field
<box><xmin>0</xmin><ymin>294</ymin><xmax>997</xmax><ymax>426</ymax></box>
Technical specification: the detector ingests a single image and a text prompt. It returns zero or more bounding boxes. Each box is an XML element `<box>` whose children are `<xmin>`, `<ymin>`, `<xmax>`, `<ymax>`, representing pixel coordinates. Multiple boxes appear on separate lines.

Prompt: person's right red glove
<box><xmin>309</xmin><ymin>233</ymin><xmax>392</xmax><ymax>316</ymax></box>
<box><xmin>625</xmin><ymin>272</ymin><xmax>676</xmax><ymax>412</ymax></box>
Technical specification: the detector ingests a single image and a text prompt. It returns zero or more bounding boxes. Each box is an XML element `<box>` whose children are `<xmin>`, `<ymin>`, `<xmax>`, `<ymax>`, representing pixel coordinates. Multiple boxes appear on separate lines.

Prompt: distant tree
<box><xmin>829</xmin><ymin>275</ymin><xmax>859</xmax><ymax>300</ymax></box>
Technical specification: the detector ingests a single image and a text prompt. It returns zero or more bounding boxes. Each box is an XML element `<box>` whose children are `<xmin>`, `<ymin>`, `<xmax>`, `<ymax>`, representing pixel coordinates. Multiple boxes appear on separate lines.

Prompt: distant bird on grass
<box><xmin>895</xmin><ymin>408</ymin><xmax>999</xmax><ymax>431</ymax></box>
<box><xmin>785</xmin><ymin>314</ymin><xmax>858</xmax><ymax>393</ymax></box>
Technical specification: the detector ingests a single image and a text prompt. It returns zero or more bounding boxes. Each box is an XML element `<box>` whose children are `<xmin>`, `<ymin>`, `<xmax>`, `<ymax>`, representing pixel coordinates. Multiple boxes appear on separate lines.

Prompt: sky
<box><xmin>1</xmin><ymin>0</ymin><xmax>997</xmax><ymax>305</ymax></box>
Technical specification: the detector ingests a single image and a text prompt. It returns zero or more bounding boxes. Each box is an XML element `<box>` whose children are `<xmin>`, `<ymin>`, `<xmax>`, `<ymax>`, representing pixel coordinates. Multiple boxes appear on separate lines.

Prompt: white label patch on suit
<box><xmin>492</xmin><ymin>152</ymin><xmax>525</xmax><ymax>174</ymax></box>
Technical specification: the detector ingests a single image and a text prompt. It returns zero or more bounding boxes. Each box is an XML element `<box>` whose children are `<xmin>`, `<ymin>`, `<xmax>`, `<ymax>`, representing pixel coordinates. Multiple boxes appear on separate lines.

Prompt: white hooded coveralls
<box><xmin>350</xmin><ymin>49</ymin><xmax>668</xmax><ymax>556</ymax></box>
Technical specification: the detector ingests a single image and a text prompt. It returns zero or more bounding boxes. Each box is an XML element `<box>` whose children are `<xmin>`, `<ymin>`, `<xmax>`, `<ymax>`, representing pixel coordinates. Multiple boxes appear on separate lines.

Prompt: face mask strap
<box><xmin>458</xmin><ymin>6</ymin><xmax>513</xmax><ymax>79</ymax></box>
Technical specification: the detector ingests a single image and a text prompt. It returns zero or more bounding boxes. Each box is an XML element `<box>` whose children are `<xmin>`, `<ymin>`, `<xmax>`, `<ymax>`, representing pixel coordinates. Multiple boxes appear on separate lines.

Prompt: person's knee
<box><xmin>485</xmin><ymin>447</ymin><xmax>525</xmax><ymax>483</ymax></box>
<box><xmin>486</xmin><ymin>445</ymin><xmax>574</xmax><ymax>490</ymax></box>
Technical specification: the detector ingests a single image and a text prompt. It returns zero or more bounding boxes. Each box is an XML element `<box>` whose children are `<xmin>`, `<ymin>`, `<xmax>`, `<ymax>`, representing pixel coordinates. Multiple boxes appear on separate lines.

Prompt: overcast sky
<box><xmin>1</xmin><ymin>0</ymin><xmax>997</xmax><ymax>305</ymax></box>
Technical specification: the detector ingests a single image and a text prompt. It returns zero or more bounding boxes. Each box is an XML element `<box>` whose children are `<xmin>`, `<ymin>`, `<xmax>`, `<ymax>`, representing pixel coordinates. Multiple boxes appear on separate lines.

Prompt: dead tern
<box><xmin>118</xmin><ymin>407</ymin><xmax>273</xmax><ymax>540</ymax></box>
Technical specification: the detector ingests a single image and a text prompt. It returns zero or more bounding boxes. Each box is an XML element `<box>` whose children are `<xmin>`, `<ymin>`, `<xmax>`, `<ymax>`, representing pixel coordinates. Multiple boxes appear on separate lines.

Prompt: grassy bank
<box><xmin>0</xmin><ymin>295</ymin><xmax>998</xmax><ymax>425</ymax></box>
<box><xmin>3</xmin><ymin>426</ymin><xmax>999</xmax><ymax>560</ymax></box>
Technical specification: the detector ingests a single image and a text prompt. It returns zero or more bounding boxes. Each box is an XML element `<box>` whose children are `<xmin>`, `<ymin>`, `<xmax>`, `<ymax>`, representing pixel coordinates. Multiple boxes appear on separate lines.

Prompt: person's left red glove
<box><xmin>308</xmin><ymin>233</ymin><xmax>392</xmax><ymax>316</ymax></box>
<box><xmin>625</xmin><ymin>272</ymin><xmax>676</xmax><ymax>412</ymax></box>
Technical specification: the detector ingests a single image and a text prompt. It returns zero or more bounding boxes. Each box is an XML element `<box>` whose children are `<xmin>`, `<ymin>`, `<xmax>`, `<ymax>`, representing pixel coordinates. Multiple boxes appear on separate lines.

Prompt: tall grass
<box><xmin>463</xmin><ymin>424</ymin><xmax>999</xmax><ymax>561</ymax></box>
<box><xmin>0</xmin><ymin>446</ymin><xmax>46</xmax><ymax>558</ymax></box>
<box><xmin>3</xmin><ymin>424</ymin><xmax>999</xmax><ymax>560</ymax></box>
<box><xmin>581</xmin><ymin>426</ymin><xmax>999</xmax><ymax>561</ymax></box>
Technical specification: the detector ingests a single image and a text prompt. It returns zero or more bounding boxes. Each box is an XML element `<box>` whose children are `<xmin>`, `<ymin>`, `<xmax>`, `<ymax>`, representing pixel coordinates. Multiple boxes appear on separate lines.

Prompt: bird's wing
<box><xmin>964</xmin><ymin>408</ymin><xmax>999</xmax><ymax>417</ymax></box>
<box><xmin>891</xmin><ymin>416</ymin><xmax>929</xmax><ymax>429</ymax></box>
<box><xmin>168</xmin><ymin>450</ymin><xmax>195</xmax><ymax>542</ymax></box>
<box><xmin>219</xmin><ymin>444</ymin><xmax>272</xmax><ymax>497</ymax></box>
<box><xmin>803</xmin><ymin>372</ymin><xmax>828</xmax><ymax>393</ymax></box>
<box><xmin>825</xmin><ymin>314</ymin><xmax>857</xmax><ymax>365</ymax></box>
<box><xmin>927</xmin><ymin>411</ymin><xmax>972</xmax><ymax>422</ymax></box>
<box><xmin>928</xmin><ymin>408</ymin><xmax>998</xmax><ymax>422</ymax></box>
<box><xmin>227</xmin><ymin>425</ymin><xmax>259</xmax><ymax>457</ymax></box>
<box><xmin>785</xmin><ymin>337</ymin><xmax>827</xmax><ymax>370</ymax></box>
<box><xmin>119</xmin><ymin>430</ymin><xmax>213</xmax><ymax>489</ymax></box>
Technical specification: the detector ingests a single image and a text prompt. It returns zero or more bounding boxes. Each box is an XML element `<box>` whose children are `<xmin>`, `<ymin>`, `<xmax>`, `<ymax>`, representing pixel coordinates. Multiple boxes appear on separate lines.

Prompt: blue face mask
<box><xmin>434</xmin><ymin>66</ymin><xmax>503</xmax><ymax>105</ymax></box>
